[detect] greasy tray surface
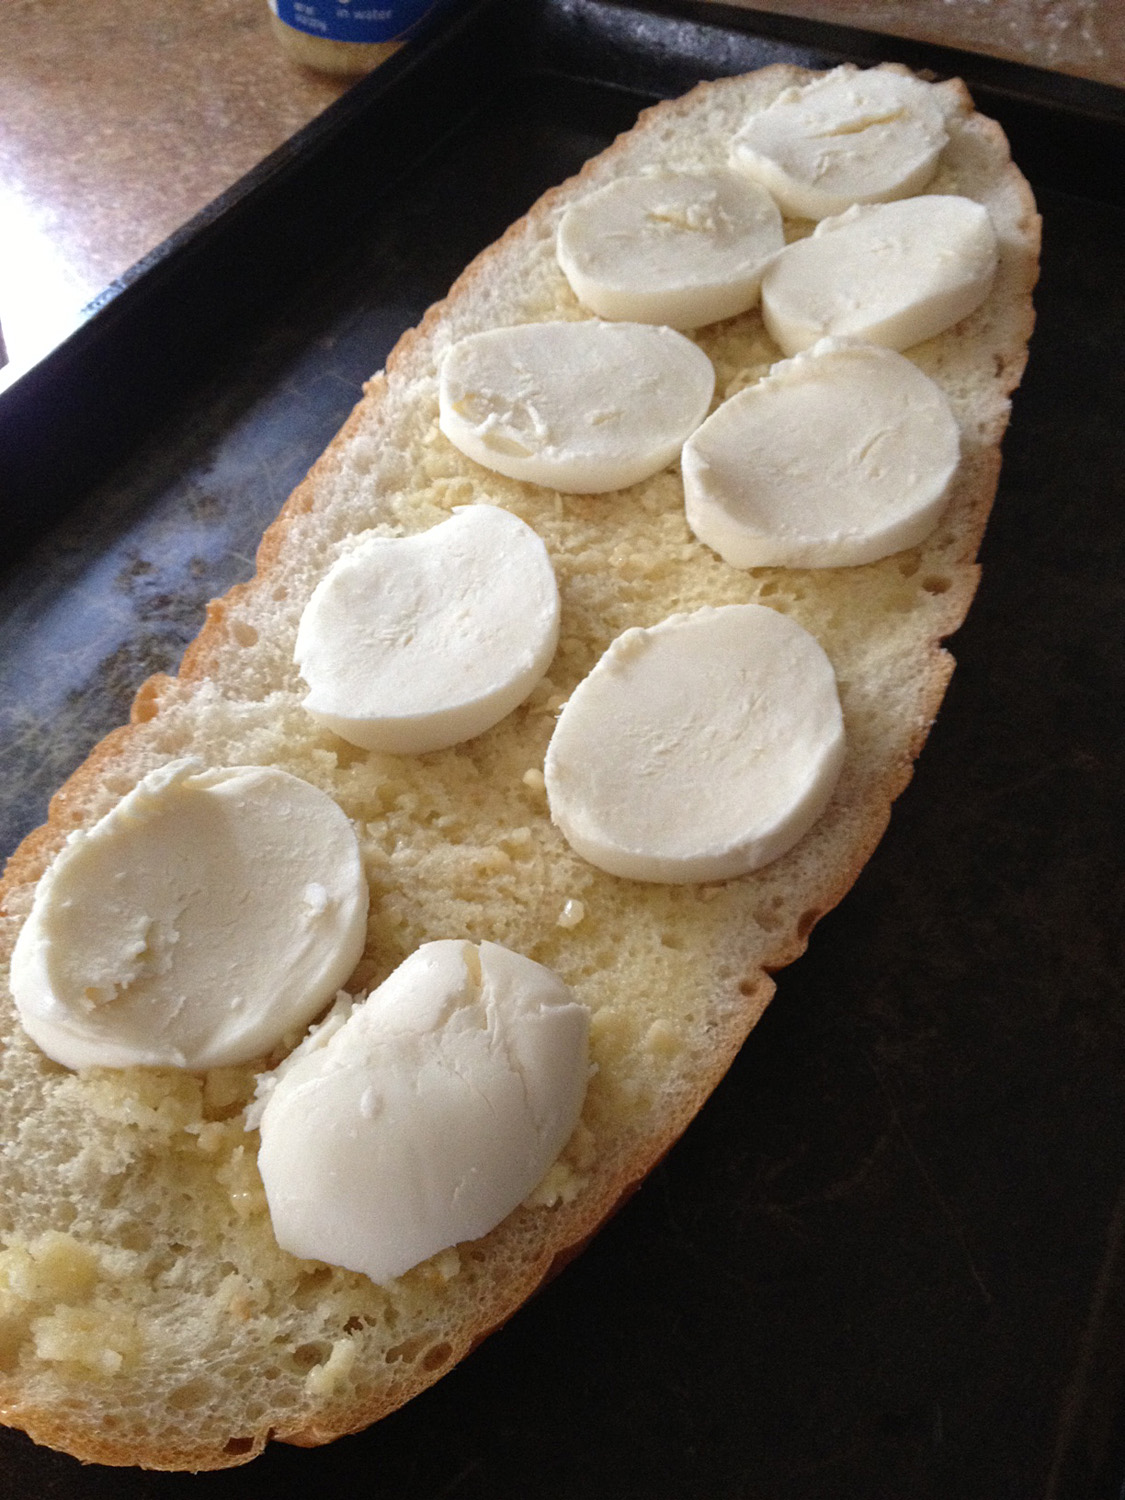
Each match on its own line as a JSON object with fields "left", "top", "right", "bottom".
{"left": 1, "top": 2, "right": 1124, "bottom": 1495}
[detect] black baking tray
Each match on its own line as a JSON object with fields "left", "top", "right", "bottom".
{"left": 1, "top": 3, "right": 1123, "bottom": 1496}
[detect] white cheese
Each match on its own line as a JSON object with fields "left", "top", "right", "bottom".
{"left": 555, "top": 170, "right": 784, "bottom": 328}
{"left": 682, "top": 338, "right": 961, "bottom": 568}
{"left": 438, "top": 320, "right": 715, "bottom": 492}
{"left": 544, "top": 605, "right": 844, "bottom": 883}
{"left": 761, "top": 195, "right": 998, "bottom": 356}
{"left": 730, "top": 65, "right": 951, "bottom": 220}
{"left": 256, "top": 940, "right": 589, "bottom": 1285}
{"left": 295, "top": 505, "right": 560, "bottom": 754}
{"left": 10, "top": 761, "right": 369, "bottom": 1071}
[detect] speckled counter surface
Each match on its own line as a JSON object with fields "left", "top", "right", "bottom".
{"left": 738, "top": 0, "right": 1125, "bottom": 88}
{"left": 0, "top": 0, "right": 349, "bottom": 375}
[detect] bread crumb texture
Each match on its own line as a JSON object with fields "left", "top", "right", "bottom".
{"left": 0, "top": 65, "right": 1038, "bottom": 1468}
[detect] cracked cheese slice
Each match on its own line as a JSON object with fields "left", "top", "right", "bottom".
{"left": 438, "top": 320, "right": 715, "bottom": 492}
{"left": 555, "top": 170, "right": 784, "bottom": 328}
{"left": 256, "top": 940, "right": 589, "bottom": 1285}
{"left": 730, "top": 65, "right": 951, "bottom": 220}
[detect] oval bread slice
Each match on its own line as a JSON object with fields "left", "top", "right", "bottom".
{"left": 0, "top": 62, "right": 1039, "bottom": 1469}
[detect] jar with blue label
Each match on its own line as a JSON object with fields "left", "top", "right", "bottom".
{"left": 269, "top": 0, "right": 448, "bottom": 76}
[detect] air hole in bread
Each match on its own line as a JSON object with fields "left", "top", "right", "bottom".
{"left": 118, "top": 1224, "right": 152, "bottom": 1253}
{"left": 421, "top": 1341, "right": 453, "bottom": 1372}
{"left": 231, "top": 620, "right": 259, "bottom": 648}
{"left": 223, "top": 1435, "right": 255, "bottom": 1456}
{"left": 291, "top": 1342, "right": 329, "bottom": 1371}
{"left": 332, "top": 741, "right": 370, "bottom": 771}
{"left": 385, "top": 1335, "right": 428, "bottom": 1366}
{"left": 293, "top": 1267, "right": 334, "bottom": 1305}
{"left": 922, "top": 574, "right": 952, "bottom": 595}
{"left": 754, "top": 902, "right": 784, "bottom": 932}
{"left": 888, "top": 589, "right": 919, "bottom": 614}
{"left": 169, "top": 1377, "right": 213, "bottom": 1410}
{"left": 796, "top": 908, "right": 820, "bottom": 939}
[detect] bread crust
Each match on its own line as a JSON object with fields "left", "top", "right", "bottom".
{"left": 0, "top": 63, "right": 1039, "bottom": 1469}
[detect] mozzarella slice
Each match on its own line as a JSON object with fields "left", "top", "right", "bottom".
{"left": 544, "top": 605, "right": 844, "bottom": 883}
{"left": 730, "top": 65, "right": 950, "bottom": 220}
{"left": 761, "top": 195, "right": 998, "bottom": 356}
{"left": 555, "top": 170, "right": 784, "bottom": 328}
{"left": 295, "top": 506, "right": 560, "bottom": 755}
{"left": 438, "top": 320, "right": 715, "bottom": 492}
{"left": 682, "top": 339, "right": 961, "bottom": 568}
{"left": 256, "top": 940, "right": 589, "bottom": 1285}
{"left": 10, "top": 761, "right": 369, "bottom": 1071}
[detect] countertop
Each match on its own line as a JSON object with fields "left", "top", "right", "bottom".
{"left": 0, "top": 0, "right": 350, "bottom": 380}
{"left": 1, "top": 0, "right": 1122, "bottom": 383}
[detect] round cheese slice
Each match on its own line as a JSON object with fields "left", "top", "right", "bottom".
{"left": 438, "top": 320, "right": 715, "bottom": 493}
{"left": 10, "top": 761, "right": 369, "bottom": 1071}
{"left": 257, "top": 940, "right": 590, "bottom": 1285}
{"left": 682, "top": 339, "right": 961, "bottom": 568}
{"left": 555, "top": 170, "right": 784, "bottom": 328}
{"left": 544, "top": 605, "right": 845, "bottom": 883}
{"left": 761, "top": 195, "right": 999, "bottom": 356}
{"left": 730, "top": 65, "right": 951, "bottom": 220}
{"left": 295, "top": 505, "right": 560, "bottom": 754}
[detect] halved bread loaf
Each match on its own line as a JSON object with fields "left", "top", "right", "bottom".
{"left": 0, "top": 63, "right": 1039, "bottom": 1469}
